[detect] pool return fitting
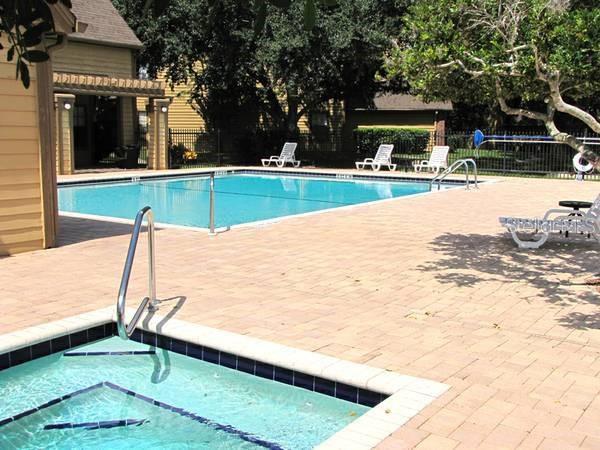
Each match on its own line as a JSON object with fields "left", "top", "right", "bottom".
{"left": 116, "top": 206, "right": 158, "bottom": 340}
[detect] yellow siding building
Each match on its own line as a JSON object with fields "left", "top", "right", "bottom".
{"left": 0, "top": 5, "right": 76, "bottom": 256}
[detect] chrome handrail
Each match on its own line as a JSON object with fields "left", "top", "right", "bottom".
{"left": 116, "top": 206, "right": 157, "bottom": 340}
{"left": 209, "top": 172, "right": 216, "bottom": 235}
{"left": 430, "top": 158, "right": 478, "bottom": 191}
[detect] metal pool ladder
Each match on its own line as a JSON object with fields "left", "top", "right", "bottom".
{"left": 116, "top": 206, "right": 158, "bottom": 340}
{"left": 429, "top": 158, "right": 478, "bottom": 191}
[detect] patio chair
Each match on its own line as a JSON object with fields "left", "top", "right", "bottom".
{"left": 355, "top": 144, "right": 396, "bottom": 171}
{"left": 261, "top": 142, "right": 300, "bottom": 168}
{"left": 412, "top": 146, "right": 450, "bottom": 174}
{"left": 499, "top": 194, "right": 600, "bottom": 249}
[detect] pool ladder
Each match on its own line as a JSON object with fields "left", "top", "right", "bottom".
{"left": 429, "top": 158, "right": 478, "bottom": 191}
{"left": 116, "top": 206, "right": 158, "bottom": 340}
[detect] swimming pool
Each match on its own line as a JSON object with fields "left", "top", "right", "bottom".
{"left": 58, "top": 172, "right": 442, "bottom": 229}
{"left": 0, "top": 334, "right": 369, "bottom": 449}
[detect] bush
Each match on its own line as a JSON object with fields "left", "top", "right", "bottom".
{"left": 354, "top": 127, "right": 431, "bottom": 155}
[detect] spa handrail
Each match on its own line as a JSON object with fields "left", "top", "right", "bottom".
{"left": 116, "top": 206, "right": 157, "bottom": 340}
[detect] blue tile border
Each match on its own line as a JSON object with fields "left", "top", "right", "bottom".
{"left": 0, "top": 323, "right": 386, "bottom": 408}
{"left": 131, "top": 329, "right": 386, "bottom": 408}
{"left": 63, "top": 350, "right": 156, "bottom": 357}
{"left": 0, "top": 323, "right": 115, "bottom": 371}
{"left": 0, "top": 381, "right": 284, "bottom": 450}
{"left": 103, "top": 382, "right": 284, "bottom": 449}
{"left": 44, "top": 418, "right": 148, "bottom": 430}
{"left": 0, "top": 381, "right": 105, "bottom": 428}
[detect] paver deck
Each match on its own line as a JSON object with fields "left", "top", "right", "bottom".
{"left": 2, "top": 170, "right": 599, "bottom": 449}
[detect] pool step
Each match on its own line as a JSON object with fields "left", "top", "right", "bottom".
{"left": 45, "top": 418, "right": 148, "bottom": 430}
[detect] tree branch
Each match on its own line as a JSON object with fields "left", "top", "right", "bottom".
{"left": 546, "top": 72, "right": 600, "bottom": 134}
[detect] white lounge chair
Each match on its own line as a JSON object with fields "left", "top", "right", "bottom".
{"left": 499, "top": 194, "right": 600, "bottom": 249}
{"left": 413, "top": 146, "right": 450, "bottom": 174}
{"left": 355, "top": 144, "right": 396, "bottom": 171}
{"left": 261, "top": 142, "right": 300, "bottom": 168}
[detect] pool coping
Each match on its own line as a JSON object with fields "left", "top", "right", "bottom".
{"left": 57, "top": 168, "right": 481, "bottom": 234}
{"left": 0, "top": 308, "right": 449, "bottom": 449}
{"left": 58, "top": 167, "right": 475, "bottom": 186}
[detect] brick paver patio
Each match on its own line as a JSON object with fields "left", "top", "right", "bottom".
{"left": 1, "top": 171, "right": 599, "bottom": 449}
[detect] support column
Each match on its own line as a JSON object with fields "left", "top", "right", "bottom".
{"left": 54, "top": 93, "right": 75, "bottom": 175}
{"left": 147, "top": 98, "right": 170, "bottom": 170}
{"left": 434, "top": 111, "right": 446, "bottom": 146}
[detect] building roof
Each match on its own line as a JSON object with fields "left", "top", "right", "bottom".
{"left": 359, "top": 94, "right": 453, "bottom": 111}
{"left": 68, "top": 0, "right": 143, "bottom": 49}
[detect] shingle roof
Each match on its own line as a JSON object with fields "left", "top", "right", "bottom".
{"left": 68, "top": 0, "right": 142, "bottom": 49}
{"left": 365, "top": 94, "right": 453, "bottom": 111}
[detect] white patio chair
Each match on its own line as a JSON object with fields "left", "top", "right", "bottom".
{"left": 355, "top": 144, "right": 396, "bottom": 171}
{"left": 499, "top": 194, "right": 600, "bottom": 249}
{"left": 261, "top": 142, "right": 300, "bottom": 168}
{"left": 413, "top": 146, "right": 450, "bottom": 174}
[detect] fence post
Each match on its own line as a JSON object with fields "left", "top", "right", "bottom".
{"left": 502, "top": 131, "right": 507, "bottom": 175}
{"left": 217, "top": 128, "right": 221, "bottom": 166}
{"left": 167, "top": 128, "right": 172, "bottom": 168}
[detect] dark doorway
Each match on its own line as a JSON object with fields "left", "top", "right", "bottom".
{"left": 94, "top": 96, "right": 119, "bottom": 164}
{"left": 73, "top": 95, "right": 120, "bottom": 169}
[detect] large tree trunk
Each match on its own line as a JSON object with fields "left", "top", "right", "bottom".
{"left": 286, "top": 90, "right": 300, "bottom": 136}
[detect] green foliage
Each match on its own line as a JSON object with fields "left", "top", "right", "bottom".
{"left": 354, "top": 127, "right": 431, "bottom": 154}
{"left": 390, "top": 0, "right": 600, "bottom": 108}
{"left": 114, "top": 0, "right": 406, "bottom": 133}
{"left": 0, "top": 0, "right": 70, "bottom": 88}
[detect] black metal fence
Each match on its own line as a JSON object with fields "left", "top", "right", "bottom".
{"left": 381, "top": 130, "right": 600, "bottom": 180}
{"left": 168, "top": 128, "right": 346, "bottom": 168}
{"left": 167, "top": 127, "right": 599, "bottom": 180}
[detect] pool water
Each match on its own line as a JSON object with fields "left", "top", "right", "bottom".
{"left": 59, "top": 173, "right": 432, "bottom": 228}
{"left": 0, "top": 337, "right": 368, "bottom": 449}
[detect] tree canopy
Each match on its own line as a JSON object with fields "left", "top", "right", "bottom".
{"left": 114, "top": 0, "right": 405, "bottom": 133}
{"left": 389, "top": 0, "right": 600, "bottom": 164}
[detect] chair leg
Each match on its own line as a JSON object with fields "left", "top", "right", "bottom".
{"left": 509, "top": 229, "right": 549, "bottom": 249}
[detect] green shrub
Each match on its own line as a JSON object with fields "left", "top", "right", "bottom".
{"left": 354, "top": 127, "right": 431, "bottom": 155}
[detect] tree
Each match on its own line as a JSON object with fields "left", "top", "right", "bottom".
{"left": 255, "top": 0, "right": 398, "bottom": 132}
{"left": 0, "top": 0, "right": 72, "bottom": 88}
{"left": 114, "top": 0, "right": 404, "bottom": 133}
{"left": 389, "top": 0, "right": 600, "bottom": 166}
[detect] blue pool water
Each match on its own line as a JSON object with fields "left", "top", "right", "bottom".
{"left": 59, "top": 173, "right": 432, "bottom": 228}
{"left": 0, "top": 337, "right": 368, "bottom": 449}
